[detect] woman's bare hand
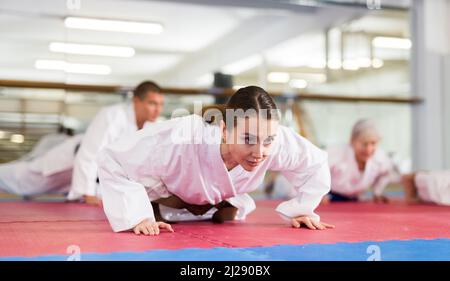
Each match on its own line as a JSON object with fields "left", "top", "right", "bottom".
{"left": 291, "top": 216, "right": 335, "bottom": 230}
{"left": 133, "top": 219, "right": 174, "bottom": 236}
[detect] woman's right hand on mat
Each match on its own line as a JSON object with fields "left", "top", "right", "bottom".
{"left": 133, "top": 219, "right": 174, "bottom": 236}
{"left": 291, "top": 216, "right": 335, "bottom": 230}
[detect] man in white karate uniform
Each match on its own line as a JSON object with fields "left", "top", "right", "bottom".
{"left": 67, "top": 81, "right": 164, "bottom": 204}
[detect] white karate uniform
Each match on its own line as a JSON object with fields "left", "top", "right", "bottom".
{"left": 98, "top": 114, "right": 331, "bottom": 232}
{"left": 20, "top": 133, "right": 69, "bottom": 161}
{"left": 68, "top": 102, "right": 150, "bottom": 200}
{"left": 415, "top": 170, "right": 450, "bottom": 205}
{"left": 0, "top": 135, "right": 83, "bottom": 196}
{"left": 327, "top": 144, "right": 399, "bottom": 198}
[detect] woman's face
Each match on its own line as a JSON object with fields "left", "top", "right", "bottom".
{"left": 223, "top": 116, "right": 279, "bottom": 172}
{"left": 351, "top": 132, "right": 379, "bottom": 164}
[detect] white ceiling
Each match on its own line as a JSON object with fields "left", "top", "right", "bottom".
{"left": 0, "top": 0, "right": 410, "bottom": 87}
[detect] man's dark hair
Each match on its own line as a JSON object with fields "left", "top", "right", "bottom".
{"left": 133, "top": 81, "right": 162, "bottom": 100}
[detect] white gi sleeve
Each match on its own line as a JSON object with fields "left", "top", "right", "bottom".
{"left": 270, "top": 126, "right": 330, "bottom": 223}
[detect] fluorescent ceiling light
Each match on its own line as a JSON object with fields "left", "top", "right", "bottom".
{"left": 327, "top": 59, "right": 342, "bottom": 70}
{"left": 289, "top": 79, "right": 308, "bottom": 89}
{"left": 342, "top": 60, "right": 360, "bottom": 71}
{"left": 292, "top": 73, "right": 327, "bottom": 83}
{"left": 0, "top": 130, "right": 7, "bottom": 139}
{"left": 372, "top": 58, "right": 384, "bottom": 68}
{"left": 222, "top": 55, "right": 262, "bottom": 75}
{"left": 49, "top": 42, "right": 135, "bottom": 57}
{"left": 35, "top": 59, "right": 111, "bottom": 75}
{"left": 267, "top": 72, "right": 290, "bottom": 83}
{"left": 329, "top": 58, "right": 380, "bottom": 70}
{"left": 10, "top": 134, "right": 24, "bottom": 144}
{"left": 372, "top": 37, "right": 412, "bottom": 50}
{"left": 64, "top": 17, "right": 163, "bottom": 34}
{"left": 357, "top": 57, "right": 372, "bottom": 68}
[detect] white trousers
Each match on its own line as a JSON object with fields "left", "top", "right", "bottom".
{"left": 415, "top": 170, "right": 450, "bottom": 205}
{"left": 0, "top": 161, "right": 72, "bottom": 196}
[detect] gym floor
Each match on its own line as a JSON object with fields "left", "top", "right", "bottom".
{"left": 1, "top": 192, "right": 449, "bottom": 261}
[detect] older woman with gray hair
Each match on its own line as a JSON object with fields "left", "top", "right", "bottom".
{"left": 324, "top": 119, "right": 399, "bottom": 203}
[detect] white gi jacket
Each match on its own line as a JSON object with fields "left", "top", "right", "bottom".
{"left": 98, "top": 114, "right": 331, "bottom": 232}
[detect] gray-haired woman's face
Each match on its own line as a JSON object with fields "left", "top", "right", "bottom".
{"left": 351, "top": 132, "right": 379, "bottom": 164}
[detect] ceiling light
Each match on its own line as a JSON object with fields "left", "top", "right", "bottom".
{"left": 372, "top": 37, "right": 412, "bottom": 50}
{"left": 372, "top": 58, "right": 384, "bottom": 68}
{"left": 327, "top": 59, "right": 342, "bottom": 70}
{"left": 289, "top": 79, "right": 308, "bottom": 89}
{"left": 64, "top": 17, "right": 163, "bottom": 34}
{"left": 49, "top": 42, "right": 135, "bottom": 57}
{"left": 267, "top": 72, "right": 290, "bottom": 83}
{"left": 291, "top": 73, "right": 327, "bottom": 83}
{"left": 357, "top": 57, "right": 372, "bottom": 68}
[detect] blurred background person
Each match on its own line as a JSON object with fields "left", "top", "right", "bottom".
{"left": 68, "top": 81, "right": 164, "bottom": 204}
{"left": 0, "top": 134, "right": 83, "bottom": 197}
{"left": 324, "top": 119, "right": 400, "bottom": 203}
{"left": 402, "top": 171, "right": 450, "bottom": 206}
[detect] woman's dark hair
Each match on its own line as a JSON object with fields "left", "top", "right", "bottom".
{"left": 227, "top": 86, "right": 277, "bottom": 113}
{"left": 133, "top": 80, "right": 162, "bottom": 100}
{"left": 225, "top": 86, "right": 279, "bottom": 125}
{"left": 201, "top": 86, "right": 279, "bottom": 126}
